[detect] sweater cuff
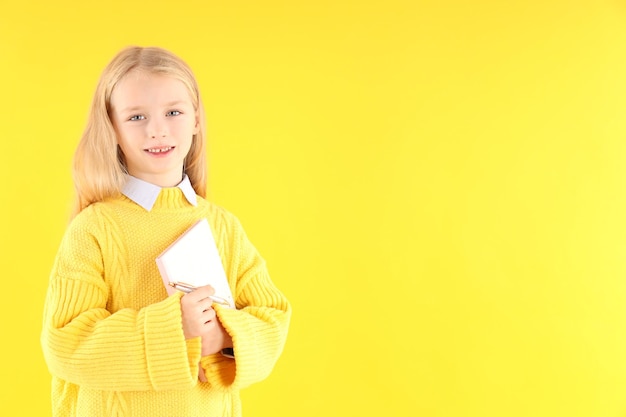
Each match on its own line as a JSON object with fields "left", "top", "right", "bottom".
{"left": 200, "top": 352, "right": 236, "bottom": 389}
{"left": 143, "top": 293, "right": 198, "bottom": 390}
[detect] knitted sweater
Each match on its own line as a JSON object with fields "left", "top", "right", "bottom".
{"left": 41, "top": 188, "right": 291, "bottom": 417}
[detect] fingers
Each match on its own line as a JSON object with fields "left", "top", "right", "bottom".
{"left": 180, "top": 288, "right": 216, "bottom": 323}
{"left": 179, "top": 285, "right": 219, "bottom": 340}
{"left": 182, "top": 299, "right": 215, "bottom": 320}
{"left": 181, "top": 285, "right": 216, "bottom": 303}
{"left": 201, "top": 307, "right": 216, "bottom": 323}
{"left": 181, "top": 302, "right": 216, "bottom": 338}
{"left": 180, "top": 286, "right": 216, "bottom": 310}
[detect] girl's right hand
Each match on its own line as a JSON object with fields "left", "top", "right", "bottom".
{"left": 180, "top": 285, "right": 217, "bottom": 340}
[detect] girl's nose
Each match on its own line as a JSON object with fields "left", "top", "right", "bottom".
{"left": 148, "top": 119, "right": 168, "bottom": 138}
{"left": 150, "top": 131, "right": 167, "bottom": 139}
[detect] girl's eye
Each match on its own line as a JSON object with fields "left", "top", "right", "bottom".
{"left": 129, "top": 115, "right": 145, "bottom": 121}
{"left": 167, "top": 110, "right": 181, "bottom": 117}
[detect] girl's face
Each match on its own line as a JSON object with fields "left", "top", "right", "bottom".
{"left": 110, "top": 70, "right": 199, "bottom": 187}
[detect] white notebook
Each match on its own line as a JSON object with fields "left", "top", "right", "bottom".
{"left": 156, "top": 219, "right": 235, "bottom": 309}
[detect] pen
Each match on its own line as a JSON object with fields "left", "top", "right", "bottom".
{"left": 169, "top": 282, "right": 231, "bottom": 306}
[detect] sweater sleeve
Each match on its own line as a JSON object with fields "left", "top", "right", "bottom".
{"left": 200, "top": 212, "right": 291, "bottom": 390}
{"left": 40, "top": 210, "right": 202, "bottom": 391}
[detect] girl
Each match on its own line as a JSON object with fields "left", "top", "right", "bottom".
{"left": 41, "top": 46, "right": 291, "bottom": 417}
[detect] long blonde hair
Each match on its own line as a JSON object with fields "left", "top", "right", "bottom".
{"left": 72, "top": 46, "right": 207, "bottom": 217}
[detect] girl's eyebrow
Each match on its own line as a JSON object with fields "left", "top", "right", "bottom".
{"left": 165, "top": 100, "right": 187, "bottom": 107}
{"left": 118, "top": 105, "right": 143, "bottom": 114}
{"left": 118, "top": 100, "right": 188, "bottom": 114}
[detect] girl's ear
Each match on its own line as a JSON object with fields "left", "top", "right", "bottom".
{"left": 193, "top": 111, "right": 200, "bottom": 135}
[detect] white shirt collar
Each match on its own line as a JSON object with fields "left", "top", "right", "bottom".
{"left": 121, "top": 175, "right": 198, "bottom": 211}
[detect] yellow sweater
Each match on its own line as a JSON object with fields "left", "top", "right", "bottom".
{"left": 41, "top": 188, "right": 291, "bottom": 417}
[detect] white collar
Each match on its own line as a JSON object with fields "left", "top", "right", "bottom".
{"left": 121, "top": 175, "right": 197, "bottom": 211}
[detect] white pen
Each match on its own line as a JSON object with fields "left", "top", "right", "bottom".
{"left": 169, "top": 281, "right": 231, "bottom": 306}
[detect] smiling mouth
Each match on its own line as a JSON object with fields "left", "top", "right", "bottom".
{"left": 145, "top": 146, "right": 175, "bottom": 153}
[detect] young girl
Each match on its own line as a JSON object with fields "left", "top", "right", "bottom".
{"left": 41, "top": 46, "right": 291, "bottom": 417}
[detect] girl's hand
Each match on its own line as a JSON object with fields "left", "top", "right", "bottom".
{"left": 180, "top": 285, "right": 233, "bottom": 356}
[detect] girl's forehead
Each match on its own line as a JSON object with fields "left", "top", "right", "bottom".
{"left": 111, "top": 70, "right": 193, "bottom": 104}
{"left": 117, "top": 69, "right": 177, "bottom": 87}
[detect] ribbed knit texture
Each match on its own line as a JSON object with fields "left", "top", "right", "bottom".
{"left": 41, "top": 188, "right": 291, "bottom": 417}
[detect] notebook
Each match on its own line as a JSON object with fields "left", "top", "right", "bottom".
{"left": 156, "top": 218, "right": 235, "bottom": 309}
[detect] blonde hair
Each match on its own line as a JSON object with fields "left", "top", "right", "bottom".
{"left": 72, "top": 46, "right": 207, "bottom": 217}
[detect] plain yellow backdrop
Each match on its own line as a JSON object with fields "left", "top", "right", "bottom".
{"left": 3, "top": 0, "right": 626, "bottom": 416}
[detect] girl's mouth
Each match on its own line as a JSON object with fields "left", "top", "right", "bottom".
{"left": 145, "top": 146, "right": 174, "bottom": 153}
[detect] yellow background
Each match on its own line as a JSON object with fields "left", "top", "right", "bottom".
{"left": 2, "top": 1, "right": 626, "bottom": 416}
